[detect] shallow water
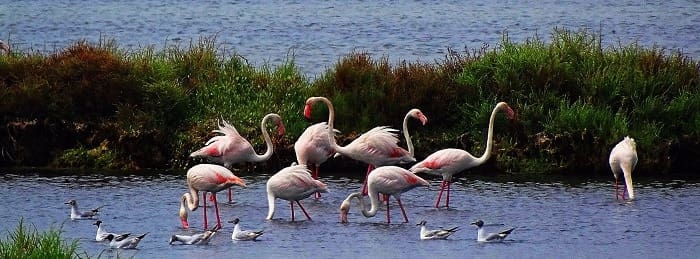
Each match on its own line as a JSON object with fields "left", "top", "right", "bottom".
{"left": 2, "top": 0, "right": 699, "bottom": 76}
{"left": 1, "top": 169, "right": 699, "bottom": 258}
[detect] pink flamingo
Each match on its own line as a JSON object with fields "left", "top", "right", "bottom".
{"left": 179, "top": 164, "right": 247, "bottom": 229}
{"left": 410, "top": 102, "right": 515, "bottom": 208}
{"left": 0, "top": 40, "right": 9, "bottom": 54}
{"left": 609, "top": 136, "right": 637, "bottom": 200}
{"left": 304, "top": 97, "right": 427, "bottom": 196}
{"left": 190, "top": 113, "right": 285, "bottom": 203}
{"left": 294, "top": 122, "right": 339, "bottom": 198}
{"left": 266, "top": 163, "right": 328, "bottom": 221}
{"left": 339, "top": 166, "right": 429, "bottom": 224}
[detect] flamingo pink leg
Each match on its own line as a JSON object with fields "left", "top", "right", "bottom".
{"left": 228, "top": 188, "right": 233, "bottom": 203}
{"left": 445, "top": 180, "right": 451, "bottom": 208}
{"left": 361, "top": 164, "right": 376, "bottom": 196}
{"left": 290, "top": 201, "right": 296, "bottom": 221}
{"left": 396, "top": 198, "right": 409, "bottom": 223}
{"left": 211, "top": 193, "right": 222, "bottom": 228}
{"left": 435, "top": 180, "right": 446, "bottom": 208}
{"left": 385, "top": 194, "right": 390, "bottom": 224}
{"left": 313, "top": 165, "right": 322, "bottom": 199}
{"left": 202, "top": 192, "right": 208, "bottom": 229}
{"left": 614, "top": 178, "right": 620, "bottom": 200}
{"left": 296, "top": 201, "right": 312, "bottom": 220}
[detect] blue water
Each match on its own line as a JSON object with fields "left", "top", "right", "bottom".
{"left": 0, "top": 170, "right": 699, "bottom": 258}
{"left": 2, "top": 0, "right": 699, "bottom": 76}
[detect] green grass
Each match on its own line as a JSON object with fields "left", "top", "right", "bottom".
{"left": 0, "top": 219, "right": 80, "bottom": 259}
{"left": 1, "top": 28, "right": 698, "bottom": 175}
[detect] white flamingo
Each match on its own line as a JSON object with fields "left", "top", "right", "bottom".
{"left": 339, "top": 166, "right": 429, "bottom": 224}
{"left": 609, "top": 136, "right": 638, "bottom": 200}
{"left": 304, "top": 97, "right": 426, "bottom": 196}
{"left": 266, "top": 164, "right": 328, "bottom": 221}
{"left": 410, "top": 102, "right": 515, "bottom": 208}
{"left": 190, "top": 113, "right": 285, "bottom": 203}
{"left": 179, "top": 164, "right": 247, "bottom": 229}
{"left": 294, "top": 122, "right": 339, "bottom": 198}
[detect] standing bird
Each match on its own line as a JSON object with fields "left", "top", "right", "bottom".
{"left": 266, "top": 164, "right": 328, "bottom": 221}
{"left": 65, "top": 199, "right": 103, "bottom": 220}
{"left": 304, "top": 97, "right": 427, "bottom": 196}
{"left": 229, "top": 218, "right": 264, "bottom": 241}
{"left": 416, "top": 220, "right": 459, "bottom": 240}
{"left": 339, "top": 166, "right": 430, "bottom": 224}
{"left": 169, "top": 225, "right": 221, "bottom": 245}
{"left": 190, "top": 113, "right": 285, "bottom": 203}
{"left": 179, "top": 164, "right": 247, "bottom": 229}
{"left": 105, "top": 232, "right": 149, "bottom": 249}
{"left": 410, "top": 102, "right": 515, "bottom": 208}
{"left": 609, "top": 136, "right": 638, "bottom": 200}
{"left": 93, "top": 220, "right": 129, "bottom": 242}
{"left": 470, "top": 219, "right": 515, "bottom": 242}
{"left": 294, "top": 122, "right": 339, "bottom": 199}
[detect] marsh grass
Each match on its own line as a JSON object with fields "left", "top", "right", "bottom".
{"left": 0, "top": 28, "right": 698, "bottom": 174}
{"left": 0, "top": 219, "right": 80, "bottom": 259}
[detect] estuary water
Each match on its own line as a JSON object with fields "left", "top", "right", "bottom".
{"left": 0, "top": 170, "right": 699, "bottom": 258}
{"left": 1, "top": 0, "right": 699, "bottom": 76}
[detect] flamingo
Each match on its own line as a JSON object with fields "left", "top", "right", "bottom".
{"left": 609, "top": 136, "right": 637, "bottom": 200}
{"left": 294, "top": 122, "right": 339, "bottom": 198}
{"left": 304, "top": 97, "right": 427, "bottom": 196}
{"left": 339, "top": 166, "right": 430, "bottom": 224}
{"left": 470, "top": 219, "right": 515, "bottom": 242}
{"left": 190, "top": 113, "right": 285, "bottom": 203}
{"left": 409, "top": 102, "right": 515, "bottom": 208}
{"left": 179, "top": 164, "right": 247, "bottom": 229}
{"left": 266, "top": 164, "right": 328, "bottom": 221}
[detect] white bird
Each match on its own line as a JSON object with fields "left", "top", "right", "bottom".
{"left": 609, "top": 136, "right": 638, "bottom": 200}
{"left": 65, "top": 199, "right": 103, "bottom": 220}
{"left": 470, "top": 220, "right": 515, "bottom": 242}
{"left": 93, "top": 220, "right": 129, "bottom": 242}
{"left": 266, "top": 164, "right": 328, "bottom": 221}
{"left": 229, "top": 218, "right": 264, "bottom": 241}
{"left": 105, "top": 232, "right": 149, "bottom": 249}
{"left": 416, "top": 220, "right": 459, "bottom": 240}
{"left": 169, "top": 225, "right": 221, "bottom": 245}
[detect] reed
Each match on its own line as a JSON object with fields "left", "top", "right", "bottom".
{"left": 0, "top": 219, "right": 80, "bottom": 259}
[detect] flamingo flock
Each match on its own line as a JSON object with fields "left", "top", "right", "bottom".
{"left": 64, "top": 96, "right": 636, "bottom": 250}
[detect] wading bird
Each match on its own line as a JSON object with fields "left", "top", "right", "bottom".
{"left": 266, "top": 164, "right": 328, "bottom": 221}
{"left": 609, "top": 136, "right": 638, "bottom": 200}
{"left": 190, "top": 114, "right": 285, "bottom": 203}
{"left": 65, "top": 199, "right": 102, "bottom": 220}
{"left": 304, "top": 97, "right": 426, "bottom": 196}
{"left": 294, "top": 122, "right": 339, "bottom": 199}
{"left": 179, "top": 164, "right": 247, "bottom": 229}
{"left": 339, "top": 166, "right": 429, "bottom": 224}
{"left": 470, "top": 219, "right": 515, "bottom": 242}
{"left": 410, "top": 102, "right": 515, "bottom": 208}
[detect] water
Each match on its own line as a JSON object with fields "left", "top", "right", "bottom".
{"left": 2, "top": 0, "right": 699, "bottom": 76}
{"left": 0, "top": 170, "right": 699, "bottom": 258}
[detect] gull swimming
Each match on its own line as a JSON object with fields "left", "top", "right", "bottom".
{"left": 416, "top": 220, "right": 459, "bottom": 240}
{"left": 169, "top": 225, "right": 221, "bottom": 245}
{"left": 470, "top": 220, "right": 515, "bottom": 242}
{"left": 65, "top": 199, "right": 103, "bottom": 220}
{"left": 105, "top": 232, "right": 149, "bottom": 249}
{"left": 93, "top": 220, "right": 129, "bottom": 242}
{"left": 230, "top": 218, "right": 264, "bottom": 241}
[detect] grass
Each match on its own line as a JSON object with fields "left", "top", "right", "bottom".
{"left": 0, "top": 28, "right": 698, "bottom": 175}
{"left": 0, "top": 219, "right": 80, "bottom": 259}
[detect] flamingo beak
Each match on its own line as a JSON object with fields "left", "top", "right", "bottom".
{"left": 180, "top": 217, "right": 189, "bottom": 229}
{"left": 420, "top": 115, "right": 428, "bottom": 126}
{"left": 339, "top": 200, "right": 350, "bottom": 223}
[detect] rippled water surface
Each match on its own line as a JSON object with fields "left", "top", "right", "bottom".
{"left": 2, "top": 0, "right": 699, "bottom": 76}
{"left": 1, "top": 170, "right": 699, "bottom": 258}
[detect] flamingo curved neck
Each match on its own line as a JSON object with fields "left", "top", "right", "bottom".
{"left": 251, "top": 114, "right": 276, "bottom": 162}
{"left": 403, "top": 112, "right": 415, "bottom": 157}
{"left": 266, "top": 190, "right": 276, "bottom": 220}
{"left": 475, "top": 104, "right": 504, "bottom": 165}
{"left": 180, "top": 187, "right": 199, "bottom": 217}
{"left": 317, "top": 97, "right": 346, "bottom": 155}
{"left": 348, "top": 191, "right": 380, "bottom": 218}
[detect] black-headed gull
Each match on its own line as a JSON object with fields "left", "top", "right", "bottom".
{"left": 105, "top": 232, "right": 149, "bottom": 249}
{"left": 229, "top": 218, "right": 264, "bottom": 241}
{"left": 169, "top": 225, "right": 221, "bottom": 245}
{"left": 416, "top": 220, "right": 459, "bottom": 240}
{"left": 65, "top": 199, "right": 102, "bottom": 220}
{"left": 93, "top": 220, "right": 129, "bottom": 242}
{"left": 470, "top": 220, "right": 515, "bottom": 242}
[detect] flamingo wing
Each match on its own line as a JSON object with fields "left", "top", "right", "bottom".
{"left": 369, "top": 166, "right": 429, "bottom": 195}
{"left": 187, "top": 164, "right": 244, "bottom": 192}
{"left": 295, "top": 123, "right": 338, "bottom": 165}
{"left": 268, "top": 165, "right": 328, "bottom": 200}
{"left": 410, "top": 148, "right": 475, "bottom": 176}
